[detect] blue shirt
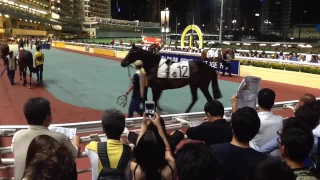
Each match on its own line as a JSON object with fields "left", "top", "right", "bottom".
{"left": 259, "top": 134, "right": 318, "bottom": 168}
{"left": 132, "top": 73, "right": 141, "bottom": 100}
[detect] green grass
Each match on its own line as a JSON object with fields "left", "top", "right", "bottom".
{"left": 80, "top": 38, "right": 142, "bottom": 44}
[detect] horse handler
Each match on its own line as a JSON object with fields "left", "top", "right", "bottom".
{"left": 124, "top": 60, "right": 148, "bottom": 118}
{"left": 222, "top": 50, "right": 233, "bottom": 77}
{"left": 4, "top": 51, "right": 17, "bottom": 85}
{"left": 34, "top": 46, "right": 44, "bottom": 82}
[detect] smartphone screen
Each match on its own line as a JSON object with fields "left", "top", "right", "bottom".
{"left": 145, "top": 101, "right": 155, "bottom": 117}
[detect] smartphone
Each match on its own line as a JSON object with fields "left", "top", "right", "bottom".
{"left": 145, "top": 101, "right": 155, "bottom": 118}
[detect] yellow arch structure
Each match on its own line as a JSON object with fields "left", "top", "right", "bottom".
{"left": 180, "top": 24, "right": 203, "bottom": 49}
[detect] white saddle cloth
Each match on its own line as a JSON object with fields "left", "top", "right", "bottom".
{"left": 157, "top": 59, "right": 190, "bottom": 79}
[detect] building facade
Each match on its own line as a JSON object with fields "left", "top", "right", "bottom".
{"left": 292, "top": 24, "right": 320, "bottom": 40}
{"left": 144, "top": 0, "right": 160, "bottom": 22}
{"left": 0, "top": 0, "right": 53, "bottom": 38}
{"left": 83, "top": 0, "right": 111, "bottom": 18}
{"left": 260, "top": 0, "right": 292, "bottom": 37}
{"left": 209, "top": 0, "right": 241, "bottom": 33}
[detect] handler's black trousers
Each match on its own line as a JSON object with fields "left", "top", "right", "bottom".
{"left": 222, "top": 60, "right": 232, "bottom": 76}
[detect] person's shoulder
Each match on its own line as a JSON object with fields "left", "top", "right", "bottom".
{"left": 210, "top": 143, "right": 231, "bottom": 152}
{"left": 85, "top": 141, "right": 99, "bottom": 152}
{"left": 12, "top": 129, "right": 29, "bottom": 143}
{"left": 250, "top": 148, "right": 268, "bottom": 159}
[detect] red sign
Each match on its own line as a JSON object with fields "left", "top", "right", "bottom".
{"left": 142, "top": 37, "right": 162, "bottom": 44}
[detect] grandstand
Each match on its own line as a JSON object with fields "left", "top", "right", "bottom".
{"left": 82, "top": 17, "right": 161, "bottom": 38}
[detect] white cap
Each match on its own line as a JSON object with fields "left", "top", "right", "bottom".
{"left": 134, "top": 60, "right": 143, "bottom": 66}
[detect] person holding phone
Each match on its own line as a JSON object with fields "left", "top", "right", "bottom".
{"left": 130, "top": 112, "right": 176, "bottom": 180}
{"left": 125, "top": 60, "right": 146, "bottom": 118}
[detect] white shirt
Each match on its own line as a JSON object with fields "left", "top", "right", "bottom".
{"left": 249, "top": 111, "right": 283, "bottom": 150}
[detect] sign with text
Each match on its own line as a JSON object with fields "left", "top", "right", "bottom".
{"left": 160, "top": 53, "right": 240, "bottom": 75}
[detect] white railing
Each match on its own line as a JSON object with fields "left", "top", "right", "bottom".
{"left": 0, "top": 98, "right": 319, "bottom": 179}
{"left": 235, "top": 56, "right": 320, "bottom": 67}
{"left": 56, "top": 41, "right": 320, "bottom": 56}
{"left": 54, "top": 41, "right": 320, "bottom": 68}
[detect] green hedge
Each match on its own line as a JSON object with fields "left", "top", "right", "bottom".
{"left": 239, "top": 60, "right": 320, "bottom": 75}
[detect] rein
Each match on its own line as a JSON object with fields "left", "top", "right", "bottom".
{"left": 117, "top": 65, "right": 132, "bottom": 107}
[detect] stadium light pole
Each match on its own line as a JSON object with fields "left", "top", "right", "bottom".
{"left": 219, "top": 0, "right": 224, "bottom": 44}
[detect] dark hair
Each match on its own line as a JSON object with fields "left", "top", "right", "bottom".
{"left": 101, "top": 109, "right": 125, "bottom": 139}
{"left": 300, "top": 93, "right": 317, "bottom": 106}
{"left": 133, "top": 124, "right": 167, "bottom": 180}
{"left": 176, "top": 142, "right": 220, "bottom": 180}
{"left": 281, "top": 120, "right": 314, "bottom": 162}
{"left": 36, "top": 46, "right": 41, "bottom": 51}
{"left": 23, "top": 97, "right": 51, "bottom": 125}
{"left": 231, "top": 107, "right": 260, "bottom": 143}
{"left": 24, "top": 135, "right": 77, "bottom": 180}
{"left": 204, "top": 100, "right": 224, "bottom": 117}
{"left": 258, "top": 88, "right": 276, "bottom": 110}
{"left": 294, "top": 105, "right": 319, "bottom": 130}
{"left": 253, "top": 157, "right": 295, "bottom": 180}
{"left": 9, "top": 51, "right": 13, "bottom": 58}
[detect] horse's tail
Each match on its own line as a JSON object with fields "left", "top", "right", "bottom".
{"left": 211, "top": 68, "right": 222, "bottom": 99}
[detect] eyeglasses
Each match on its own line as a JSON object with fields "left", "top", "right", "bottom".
{"left": 277, "top": 130, "right": 282, "bottom": 143}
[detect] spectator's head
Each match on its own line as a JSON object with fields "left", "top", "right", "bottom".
{"left": 36, "top": 46, "right": 41, "bottom": 51}
{"left": 253, "top": 157, "right": 295, "bottom": 180}
{"left": 279, "top": 118, "right": 314, "bottom": 163}
{"left": 133, "top": 124, "right": 166, "bottom": 179}
{"left": 231, "top": 107, "right": 260, "bottom": 143}
{"left": 296, "top": 93, "right": 316, "bottom": 110}
{"left": 24, "top": 135, "right": 77, "bottom": 180}
{"left": 294, "top": 105, "right": 319, "bottom": 130}
{"left": 258, "top": 88, "right": 276, "bottom": 111}
{"left": 23, "top": 97, "right": 52, "bottom": 126}
{"left": 204, "top": 100, "right": 224, "bottom": 121}
{"left": 101, "top": 109, "right": 125, "bottom": 140}
{"left": 176, "top": 142, "right": 220, "bottom": 180}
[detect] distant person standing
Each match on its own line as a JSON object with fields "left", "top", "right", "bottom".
{"left": 222, "top": 50, "right": 232, "bottom": 77}
{"left": 34, "top": 46, "right": 44, "bottom": 82}
{"left": 4, "top": 51, "right": 17, "bottom": 85}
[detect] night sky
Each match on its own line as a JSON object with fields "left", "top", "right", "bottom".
{"left": 111, "top": 0, "right": 320, "bottom": 26}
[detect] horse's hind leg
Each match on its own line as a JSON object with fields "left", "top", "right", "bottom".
{"left": 19, "top": 67, "right": 23, "bottom": 84}
{"left": 152, "top": 88, "right": 164, "bottom": 112}
{"left": 28, "top": 68, "right": 32, "bottom": 89}
{"left": 200, "top": 83, "right": 213, "bottom": 102}
{"left": 185, "top": 85, "right": 198, "bottom": 113}
{"left": 23, "top": 67, "right": 27, "bottom": 86}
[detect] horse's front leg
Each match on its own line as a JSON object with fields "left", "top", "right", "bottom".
{"left": 23, "top": 67, "right": 27, "bottom": 86}
{"left": 19, "top": 67, "right": 23, "bottom": 84}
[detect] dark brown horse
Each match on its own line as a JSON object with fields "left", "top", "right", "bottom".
{"left": 121, "top": 46, "right": 222, "bottom": 113}
{"left": 18, "top": 49, "right": 36, "bottom": 88}
{"left": 0, "top": 43, "right": 9, "bottom": 61}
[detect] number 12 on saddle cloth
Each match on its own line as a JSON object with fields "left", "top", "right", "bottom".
{"left": 157, "top": 59, "right": 190, "bottom": 79}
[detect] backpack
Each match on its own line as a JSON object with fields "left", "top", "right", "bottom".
{"left": 310, "top": 137, "right": 320, "bottom": 177}
{"left": 97, "top": 142, "right": 131, "bottom": 180}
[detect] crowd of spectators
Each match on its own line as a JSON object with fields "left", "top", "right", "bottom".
{"left": 237, "top": 50, "right": 320, "bottom": 63}
{"left": 62, "top": 40, "right": 320, "bottom": 63}
{"left": 7, "top": 88, "right": 320, "bottom": 180}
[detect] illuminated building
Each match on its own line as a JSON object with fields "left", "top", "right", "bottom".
{"left": 260, "top": 0, "right": 292, "bottom": 37}
{"left": 83, "top": 0, "right": 111, "bottom": 18}
{"left": 144, "top": 0, "right": 160, "bottom": 22}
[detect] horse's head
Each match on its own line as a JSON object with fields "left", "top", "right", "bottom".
{"left": 121, "top": 45, "right": 145, "bottom": 67}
